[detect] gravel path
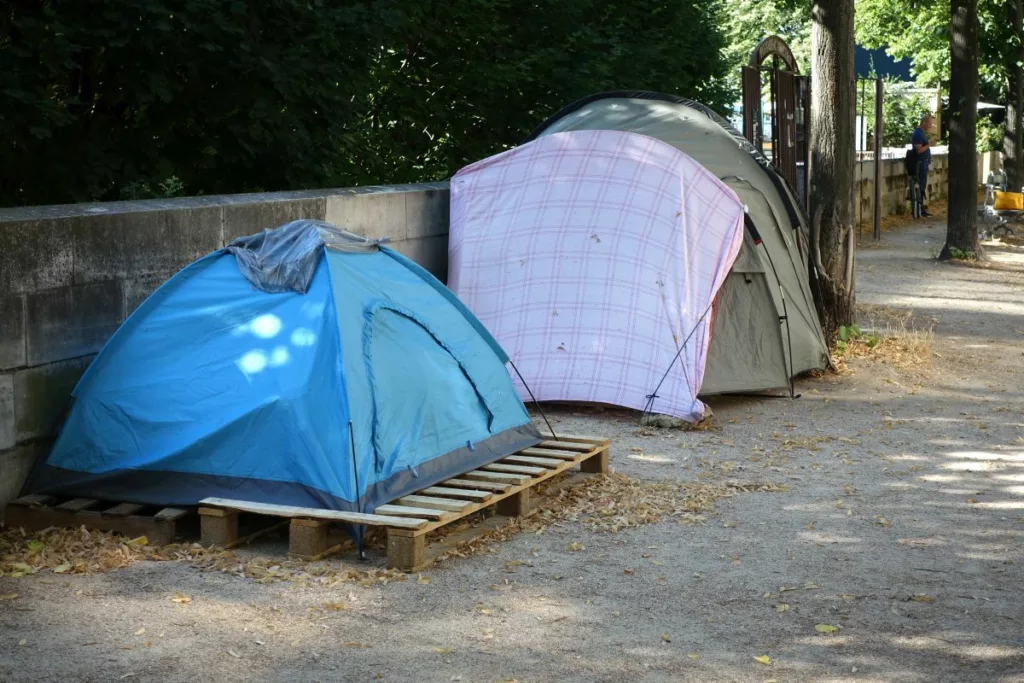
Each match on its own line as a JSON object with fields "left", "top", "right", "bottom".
{"left": 2, "top": 221, "right": 1023, "bottom": 683}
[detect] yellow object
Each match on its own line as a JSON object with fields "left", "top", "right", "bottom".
{"left": 994, "top": 190, "right": 1024, "bottom": 211}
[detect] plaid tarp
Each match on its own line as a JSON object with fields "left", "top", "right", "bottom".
{"left": 449, "top": 130, "right": 744, "bottom": 422}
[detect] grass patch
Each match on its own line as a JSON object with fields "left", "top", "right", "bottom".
{"left": 832, "top": 306, "right": 934, "bottom": 370}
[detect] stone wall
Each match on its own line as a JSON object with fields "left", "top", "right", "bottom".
{"left": 854, "top": 152, "right": 950, "bottom": 224}
{"left": 0, "top": 183, "right": 449, "bottom": 510}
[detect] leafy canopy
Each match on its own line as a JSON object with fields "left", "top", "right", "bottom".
{"left": 1, "top": 0, "right": 731, "bottom": 207}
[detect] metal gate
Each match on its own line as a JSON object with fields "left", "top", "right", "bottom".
{"left": 741, "top": 36, "right": 809, "bottom": 209}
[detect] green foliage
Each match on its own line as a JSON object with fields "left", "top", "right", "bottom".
{"left": 1, "top": 0, "right": 732, "bottom": 207}
{"left": 721, "top": 0, "right": 811, "bottom": 99}
{"left": 947, "top": 246, "right": 978, "bottom": 259}
{"left": 977, "top": 114, "right": 1005, "bottom": 151}
{"left": 857, "top": 0, "right": 1018, "bottom": 102}
{"left": 856, "top": 0, "right": 950, "bottom": 87}
{"left": 862, "top": 78, "right": 933, "bottom": 147}
{"left": 838, "top": 324, "right": 881, "bottom": 348}
{"left": 1, "top": 0, "right": 379, "bottom": 207}
{"left": 345, "top": 0, "right": 733, "bottom": 186}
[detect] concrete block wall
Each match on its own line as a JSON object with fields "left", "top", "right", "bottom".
{"left": 0, "top": 182, "right": 449, "bottom": 510}
{"left": 854, "top": 153, "right": 950, "bottom": 223}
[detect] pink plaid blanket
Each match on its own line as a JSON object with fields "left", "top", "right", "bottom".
{"left": 449, "top": 130, "right": 744, "bottom": 422}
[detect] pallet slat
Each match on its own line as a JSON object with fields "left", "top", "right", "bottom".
{"left": 11, "top": 494, "right": 55, "bottom": 507}
{"left": 198, "top": 497, "right": 427, "bottom": 530}
{"left": 419, "top": 486, "right": 493, "bottom": 501}
{"left": 540, "top": 435, "right": 611, "bottom": 447}
{"left": 440, "top": 478, "right": 511, "bottom": 492}
{"left": 503, "top": 454, "right": 563, "bottom": 469}
{"left": 56, "top": 498, "right": 98, "bottom": 512}
{"left": 463, "top": 470, "right": 532, "bottom": 486}
{"left": 539, "top": 440, "right": 594, "bottom": 453}
{"left": 484, "top": 462, "right": 546, "bottom": 476}
{"left": 154, "top": 507, "right": 189, "bottom": 521}
{"left": 519, "top": 447, "right": 580, "bottom": 460}
{"left": 103, "top": 503, "right": 145, "bottom": 517}
{"left": 396, "top": 495, "right": 471, "bottom": 513}
{"left": 375, "top": 504, "right": 447, "bottom": 520}
{"left": 4, "top": 498, "right": 186, "bottom": 545}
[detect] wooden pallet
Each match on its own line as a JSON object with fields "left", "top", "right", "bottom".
{"left": 198, "top": 435, "right": 610, "bottom": 569}
{"left": 3, "top": 495, "right": 192, "bottom": 546}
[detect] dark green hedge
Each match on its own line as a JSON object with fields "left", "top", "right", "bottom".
{"left": 1, "top": 0, "right": 730, "bottom": 207}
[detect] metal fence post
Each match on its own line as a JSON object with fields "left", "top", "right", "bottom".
{"left": 873, "top": 77, "right": 884, "bottom": 241}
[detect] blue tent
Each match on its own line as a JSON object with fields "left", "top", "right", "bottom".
{"left": 27, "top": 221, "right": 541, "bottom": 515}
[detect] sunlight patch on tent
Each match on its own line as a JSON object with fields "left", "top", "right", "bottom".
{"left": 269, "top": 346, "right": 290, "bottom": 367}
{"left": 237, "top": 350, "right": 268, "bottom": 375}
{"left": 290, "top": 328, "right": 316, "bottom": 346}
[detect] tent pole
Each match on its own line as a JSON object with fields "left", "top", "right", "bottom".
{"left": 349, "top": 420, "right": 366, "bottom": 560}
{"left": 641, "top": 300, "right": 715, "bottom": 424}
{"left": 746, "top": 215, "right": 799, "bottom": 399}
{"left": 760, "top": 245, "right": 800, "bottom": 399}
{"left": 510, "top": 361, "right": 557, "bottom": 440}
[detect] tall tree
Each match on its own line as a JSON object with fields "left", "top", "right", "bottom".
{"left": 1005, "top": 0, "right": 1024, "bottom": 189}
{"left": 809, "top": 0, "right": 856, "bottom": 340}
{"left": 941, "top": 0, "right": 981, "bottom": 259}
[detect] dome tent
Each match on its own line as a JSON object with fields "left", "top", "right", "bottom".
{"left": 449, "top": 129, "right": 746, "bottom": 423}
{"left": 448, "top": 93, "right": 829, "bottom": 421}
{"left": 26, "top": 221, "right": 541, "bottom": 516}
{"left": 520, "top": 91, "right": 829, "bottom": 396}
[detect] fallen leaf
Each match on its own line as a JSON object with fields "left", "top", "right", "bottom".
{"left": 753, "top": 654, "right": 772, "bottom": 665}
{"left": 0, "top": 593, "right": 18, "bottom": 601}
{"left": 875, "top": 516, "right": 892, "bottom": 528}
{"left": 169, "top": 592, "right": 192, "bottom": 605}
{"left": 623, "top": 569, "right": 635, "bottom": 575}
{"left": 134, "top": 628, "right": 146, "bottom": 636}
{"left": 18, "top": 639, "right": 27, "bottom": 646}
{"left": 227, "top": 650, "right": 240, "bottom": 658}
{"left": 661, "top": 634, "right": 671, "bottom": 643}
{"left": 688, "top": 652, "right": 701, "bottom": 660}
{"left": 775, "top": 603, "right": 790, "bottom": 613}
{"left": 815, "top": 624, "right": 840, "bottom": 634}
{"left": 119, "top": 674, "right": 136, "bottom": 680}
{"left": 52, "top": 564, "right": 72, "bottom": 574}
{"left": 324, "top": 602, "right": 347, "bottom": 610}
{"left": 27, "top": 540, "right": 44, "bottom": 552}
{"left": 910, "top": 594, "right": 937, "bottom": 603}
{"left": 127, "top": 536, "right": 148, "bottom": 546}
{"left": 433, "top": 646, "right": 455, "bottom": 654}
{"left": 417, "top": 575, "right": 431, "bottom": 585}
{"left": 567, "top": 542, "right": 584, "bottom": 552}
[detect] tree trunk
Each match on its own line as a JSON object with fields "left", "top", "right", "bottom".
{"left": 940, "top": 0, "right": 980, "bottom": 259}
{"left": 1005, "top": 0, "right": 1024, "bottom": 191}
{"left": 809, "top": 0, "right": 856, "bottom": 341}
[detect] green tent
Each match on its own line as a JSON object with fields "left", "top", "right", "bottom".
{"left": 525, "top": 91, "right": 829, "bottom": 395}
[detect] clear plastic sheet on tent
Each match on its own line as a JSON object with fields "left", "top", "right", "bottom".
{"left": 226, "top": 219, "right": 380, "bottom": 294}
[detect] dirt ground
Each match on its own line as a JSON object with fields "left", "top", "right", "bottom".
{"left": 2, "top": 220, "right": 1024, "bottom": 683}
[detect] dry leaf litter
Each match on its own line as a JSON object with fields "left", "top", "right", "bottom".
{"left": 1, "top": 472, "right": 785, "bottom": 586}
